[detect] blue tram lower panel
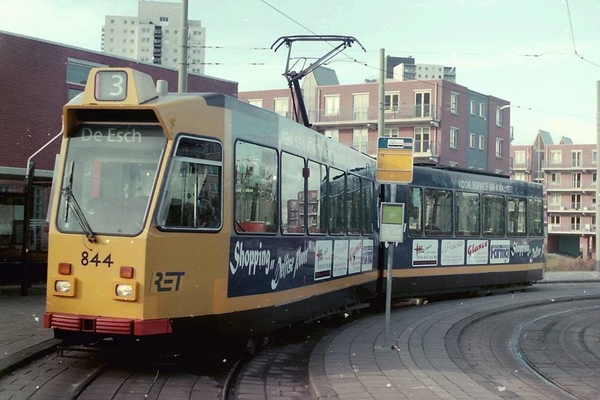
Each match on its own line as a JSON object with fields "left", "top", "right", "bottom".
{"left": 384, "top": 237, "right": 545, "bottom": 296}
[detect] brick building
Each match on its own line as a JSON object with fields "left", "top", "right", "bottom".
{"left": 239, "top": 66, "right": 511, "bottom": 173}
{"left": 0, "top": 31, "right": 237, "bottom": 281}
{"left": 510, "top": 132, "right": 597, "bottom": 259}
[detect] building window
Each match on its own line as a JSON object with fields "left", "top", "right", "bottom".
{"left": 571, "top": 215, "right": 581, "bottom": 231}
{"left": 593, "top": 151, "right": 597, "bottom": 163}
{"left": 550, "top": 150, "right": 562, "bottom": 164}
{"left": 479, "top": 135, "right": 485, "bottom": 150}
{"left": 496, "top": 107, "right": 503, "bottom": 127}
{"left": 450, "top": 127, "right": 458, "bottom": 149}
{"left": 479, "top": 103, "right": 485, "bottom": 118}
{"left": 571, "top": 151, "right": 582, "bottom": 167}
{"left": 450, "top": 92, "right": 459, "bottom": 114}
{"left": 248, "top": 99, "right": 263, "bottom": 108}
{"left": 495, "top": 138, "right": 503, "bottom": 158}
{"left": 469, "top": 133, "right": 475, "bottom": 149}
{"left": 414, "top": 91, "right": 431, "bottom": 117}
{"left": 352, "top": 129, "right": 368, "bottom": 153}
{"left": 514, "top": 150, "right": 526, "bottom": 164}
{"left": 384, "top": 92, "right": 400, "bottom": 112}
{"left": 469, "top": 100, "right": 476, "bottom": 115}
{"left": 324, "top": 95, "right": 340, "bottom": 116}
{"left": 571, "top": 194, "right": 581, "bottom": 209}
{"left": 550, "top": 215, "right": 560, "bottom": 225}
{"left": 514, "top": 172, "right": 526, "bottom": 181}
{"left": 550, "top": 193, "right": 561, "bottom": 205}
{"left": 384, "top": 128, "right": 399, "bottom": 138}
{"left": 324, "top": 130, "right": 339, "bottom": 141}
{"left": 414, "top": 127, "right": 430, "bottom": 153}
{"left": 274, "top": 98, "right": 289, "bottom": 117}
{"left": 572, "top": 172, "right": 582, "bottom": 188}
{"left": 353, "top": 94, "right": 369, "bottom": 120}
{"left": 550, "top": 172, "right": 561, "bottom": 184}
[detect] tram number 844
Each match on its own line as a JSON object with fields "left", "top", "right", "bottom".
{"left": 81, "top": 251, "right": 114, "bottom": 267}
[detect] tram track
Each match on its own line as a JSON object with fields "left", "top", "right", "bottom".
{"left": 3, "top": 283, "right": 600, "bottom": 399}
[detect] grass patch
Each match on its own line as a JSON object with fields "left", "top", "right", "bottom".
{"left": 546, "top": 253, "right": 596, "bottom": 272}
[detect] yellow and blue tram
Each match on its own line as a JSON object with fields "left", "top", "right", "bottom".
{"left": 44, "top": 68, "right": 545, "bottom": 346}
{"left": 44, "top": 68, "right": 378, "bottom": 344}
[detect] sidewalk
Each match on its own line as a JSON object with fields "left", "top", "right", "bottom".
{"left": 0, "top": 285, "right": 57, "bottom": 377}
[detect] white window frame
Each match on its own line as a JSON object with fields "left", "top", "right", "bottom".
{"left": 352, "top": 128, "right": 368, "bottom": 153}
{"left": 324, "top": 95, "right": 340, "bottom": 116}
{"left": 274, "top": 98, "right": 289, "bottom": 117}
{"left": 495, "top": 138, "right": 504, "bottom": 158}
{"left": 469, "top": 133, "right": 475, "bottom": 149}
{"left": 450, "top": 92, "right": 459, "bottom": 114}
{"left": 479, "top": 103, "right": 485, "bottom": 118}
{"left": 384, "top": 92, "right": 400, "bottom": 113}
{"left": 384, "top": 128, "right": 399, "bottom": 138}
{"left": 469, "top": 100, "right": 476, "bottom": 115}
{"left": 450, "top": 127, "right": 458, "bottom": 149}
{"left": 353, "top": 93, "right": 369, "bottom": 121}
{"left": 495, "top": 106, "right": 503, "bottom": 127}
{"left": 514, "top": 150, "right": 526, "bottom": 164}
{"left": 248, "top": 99, "right": 263, "bottom": 108}
{"left": 550, "top": 150, "right": 562, "bottom": 164}
{"left": 478, "top": 135, "right": 485, "bottom": 150}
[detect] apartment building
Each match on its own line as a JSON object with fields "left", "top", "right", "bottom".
{"left": 102, "top": 0, "right": 206, "bottom": 74}
{"left": 544, "top": 143, "right": 597, "bottom": 258}
{"left": 510, "top": 130, "right": 597, "bottom": 259}
{"left": 239, "top": 68, "right": 511, "bottom": 173}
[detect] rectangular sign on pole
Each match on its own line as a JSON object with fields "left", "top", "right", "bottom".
{"left": 380, "top": 202, "right": 405, "bottom": 243}
{"left": 377, "top": 137, "right": 414, "bottom": 184}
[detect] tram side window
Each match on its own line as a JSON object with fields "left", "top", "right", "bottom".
{"left": 529, "top": 198, "right": 544, "bottom": 236}
{"left": 425, "top": 189, "right": 452, "bottom": 236}
{"left": 329, "top": 168, "right": 346, "bottom": 234}
{"left": 456, "top": 191, "right": 480, "bottom": 236}
{"left": 507, "top": 196, "right": 527, "bottom": 236}
{"left": 362, "top": 180, "right": 374, "bottom": 235}
{"left": 157, "top": 137, "right": 222, "bottom": 230}
{"left": 307, "top": 161, "right": 327, "bottom": 234}
{"left": 234, "top": 141, "right": 278, "bottom": 233}
{"left": 482, "top": 194, "right": 505, "bottom": 237}
{"left": 347, "top": 174, "right": 361, "bottom": 235}
{"left": 408, "top": 187, "right": 423, "bottom": 236}
{"left": 281, "top": 152, "right": 305, "bottom": 234}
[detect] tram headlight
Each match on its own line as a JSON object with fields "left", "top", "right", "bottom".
{"left": 114, "top": 281, "right": 138, "bottom": 301}
{"left": 55, "top": 280, "right": 72, "bottom": 293}
{"left": 52, "top": 277, "right": 76, "bottom": 297}
{"left": 116, "top": 284, "right": 133, "bottom": 297}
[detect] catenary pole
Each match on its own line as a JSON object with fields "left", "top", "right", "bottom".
{"left": 594, "top": 81, "right": 600, "bottom": 271}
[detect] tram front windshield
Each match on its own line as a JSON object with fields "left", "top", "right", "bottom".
{"left": 56, "top": 125, "right": 166, "bottom": 236}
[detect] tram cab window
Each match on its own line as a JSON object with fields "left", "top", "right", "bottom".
{"left": 157, "top": 136, "right": 222, "bottom": 230}
{"left": 56, "top": 125, "right": 165, "bottom": 236}
{"left": 482, "top": 194, "right": 505, "bottom": 237}
{"left": 408, "top": 187, "right": 423, "bottom": 236}
{"left": 507, "top": 196, "right": 527, "bottom": 236}
{"left": 456, "top": 191, "right": 480, "bottom": 236}
{"left": 529, "top": 199, "right": 544, "bottom": 236}
{"left": 425, "top": 189, "right": 452, "bottom": 236}
{"left": 281, "top": 152, "right": 305, "bottom": 234}
{"left": 329, "top": 168, "right": 346, "bottom": 235}
{"left": 234, "top": 141, "right": 278, "bottom": 233}
{"left": 307, "top": 161, "right": 327, "bottom": 234}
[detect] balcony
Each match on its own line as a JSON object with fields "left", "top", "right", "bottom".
{"left": 311, "top": 104, "right": 441, "bottom": 128}
{"left": 548, "top": 223, "right": 596, "bottom": 235}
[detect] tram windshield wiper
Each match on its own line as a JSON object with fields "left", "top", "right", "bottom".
{"left": 61, "top": 162, "right": 97, "bottom": 243}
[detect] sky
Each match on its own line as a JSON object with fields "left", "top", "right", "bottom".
{"left": 1, "top": 0, "right": 599, "bottom": 145}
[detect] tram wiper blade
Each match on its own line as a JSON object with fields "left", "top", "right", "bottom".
{"left": 62, "top": 162, "right": 97, "bottom": 243}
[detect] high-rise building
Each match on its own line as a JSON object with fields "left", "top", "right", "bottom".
{"left": 102, "top": 1, "right": 206, "bottom": 74}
